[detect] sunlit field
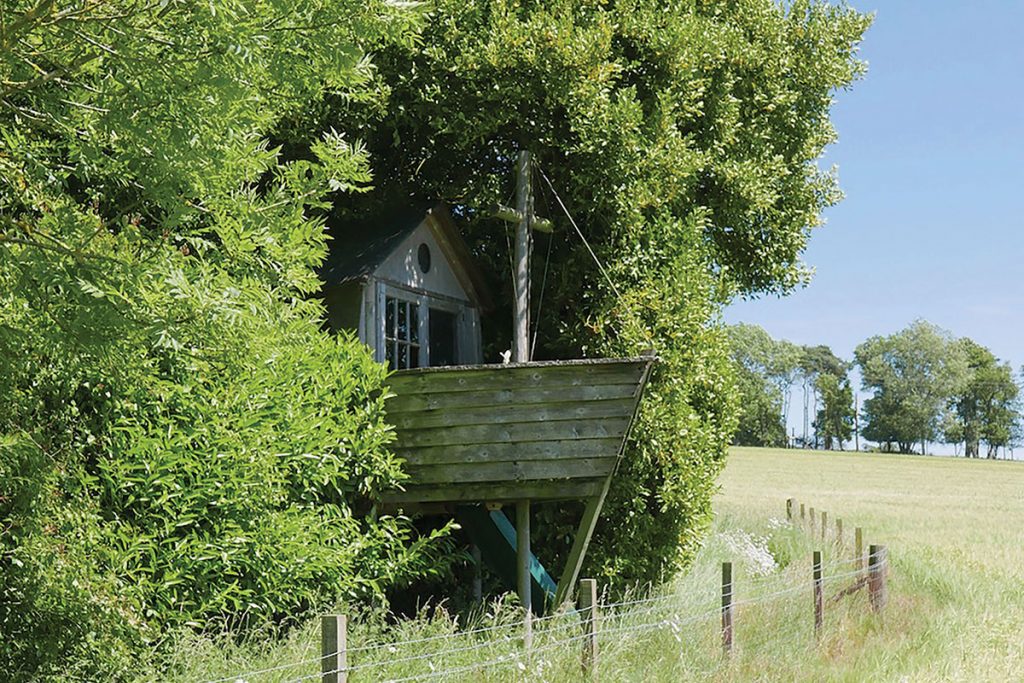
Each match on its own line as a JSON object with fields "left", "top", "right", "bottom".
{"left": 717, "top": 447, "right": 1024, "bottom": 681}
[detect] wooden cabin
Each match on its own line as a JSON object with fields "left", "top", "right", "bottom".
{"left": 321, "top": 204, "right": 492, "bottom": 369}
{"left": 323, "top": 203, "right": 654, "bottom": 612}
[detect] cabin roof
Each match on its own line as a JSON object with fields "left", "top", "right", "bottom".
{"left": 321, "top": 202, "right": 493, "bottom": 310}
{"left": 321, "top": 204, "right": 427, "bottom": 285}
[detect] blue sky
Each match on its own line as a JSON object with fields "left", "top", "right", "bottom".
{"left": 725, "top": 1, "right": 1024, "bottom": 373}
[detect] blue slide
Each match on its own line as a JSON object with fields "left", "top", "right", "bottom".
{"left": 456, "top": 505, "right": 557, "bottom": 615}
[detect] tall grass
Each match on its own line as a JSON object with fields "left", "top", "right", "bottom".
{"left": 145, "top": 448, "right": 1024, "bottom": 682}
{"left": 143, "top": 514, "right": 878, "bottom": 681}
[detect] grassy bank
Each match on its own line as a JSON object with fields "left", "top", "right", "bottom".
{"left": 146, "top": 448, "right": 1024, "bottom": 682}
{"left": 720, "top": 447, "right": 1024, "bottom": 681}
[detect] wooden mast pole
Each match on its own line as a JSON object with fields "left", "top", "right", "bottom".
{"left": 513, "top": 149, "right": 532, "bottom": 364}
{"left": 514, "top": 149, "right": 533, "bottom": 647}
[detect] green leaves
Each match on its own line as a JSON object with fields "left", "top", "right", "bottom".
{"left": 0, "top": 1, "right": 441, "bottom": 679}
{"left": 855, "top": 321, "right": 970, "bottom": 453}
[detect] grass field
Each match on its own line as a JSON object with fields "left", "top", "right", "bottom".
{"left": 718, "top": 447, "right": 1024, "bottom": 681}
{"left": 152, "top": 448, "right": 1024, "bottom": 682}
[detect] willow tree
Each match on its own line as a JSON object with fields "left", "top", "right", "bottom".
{"left": 319, "top": 0, "right": 871, "bottom": 589}
{"left": 0, "top": 2, "right": 449, "bottom": 680}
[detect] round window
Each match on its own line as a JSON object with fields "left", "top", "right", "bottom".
{"left": 417, "top": 243, "right": 432, "bottom": 273}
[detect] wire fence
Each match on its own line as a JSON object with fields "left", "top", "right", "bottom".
{"left": 200, "top": 500, "right": 887, "bottom": 683}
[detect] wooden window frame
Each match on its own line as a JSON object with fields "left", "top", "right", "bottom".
{"left": 376, "top": 282, "right": 464, "bottom": 368}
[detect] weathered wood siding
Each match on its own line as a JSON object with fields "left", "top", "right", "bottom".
{"left": 381, "top": 357, "right": 653, "bottom": 504}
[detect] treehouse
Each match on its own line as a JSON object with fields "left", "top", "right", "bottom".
{"left": 323, "top": 175, "right": 653, "bottom": 613}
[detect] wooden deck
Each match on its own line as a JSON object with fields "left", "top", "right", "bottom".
{"left": 381, "top": 357, "right": 654, "bottom": 505}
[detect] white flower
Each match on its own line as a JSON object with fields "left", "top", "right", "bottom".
{"left": 718, "top": 530, "right": 778, "bottom": 577}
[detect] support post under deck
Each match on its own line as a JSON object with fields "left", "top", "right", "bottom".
{"left": 553, "top": 478, "right": 611, "bottom": 607}
{"left": 516, "top": 500, "right": 533, "bottom": 649}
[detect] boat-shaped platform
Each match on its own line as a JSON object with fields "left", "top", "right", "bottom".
{"left": 381, "top": 356, "right": 654, "bottom": 505}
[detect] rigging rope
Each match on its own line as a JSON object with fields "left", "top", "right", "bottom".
{"left": 534, "top": 162, "right": 655, "bottom": 349}
{"left": 535, "top": 164, "right": 623, "bottom": 301}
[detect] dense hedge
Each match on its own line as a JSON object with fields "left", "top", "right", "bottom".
{"left": 0, "top": 322, "right": 455, "bottom": 680}
{"left": 0, "top": 2, "right": 448, "bottom": 680}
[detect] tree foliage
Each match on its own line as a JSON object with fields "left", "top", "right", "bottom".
{"left": 855, "top": 321, "right": 969, "bottom": 454}
{"left": 797, "top": 344, "right": 851, "bottom": 449}
{"left": 943, "top": 339, "right": 1020, "bottom": 458}
{"left": 813, "top": 372, "right": 854, "bottom": 450}
{"left": 727, "top": 324, "right": 801, "bottom": 447}
{"left": 0, "top": 2, "right": 455, "bottom": 680}
{"left": 315, "top": 0, "right": 869, "bottom": 588}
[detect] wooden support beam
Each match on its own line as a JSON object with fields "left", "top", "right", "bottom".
{"left": 382, "top": 478, "right": 605, "bottom": 505}
{"left": 553, "top": 478, "right": 612, "bottom": 607}
{"left": 517, "top": 500, "right": 533, "bottom": 649}
{"left": 490, "top": 203, "right": 523, "bottom": 223}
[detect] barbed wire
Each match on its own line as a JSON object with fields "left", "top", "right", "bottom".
{"left": 214, "top": 557, "right": 880, "bottom": 683}
{"left": 204, "top": 538, "right": 886, "bottom": 682}
{"left": 202, "top": 653, "right": 323, "bottom": 683}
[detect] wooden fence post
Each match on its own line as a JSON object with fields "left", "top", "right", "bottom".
{"left": 809, "top": 507, "right": 815, "bottom": 531}
{"left": 579, "top": 578, "right": 599, "bottom": 676}
{"left": 812, "top": 551, "right": 823, "bottom": 639}
{"left": 321, "top": 615, "right": 347, "bottom": 683}
{"left": 721, "top": 562, "right": 734, "bottom": 655}
{"left": 855, "top": 528, "right": 864, "bottom": 572}
{"left": 821, "top": 511, "right": 828, "bottom": 542}
{"left": 800, "top": 503, "right": 805, "bottom": 521}
{"left": 868, "top": 545, "right": 888, "bottom": 613}
{"left": 786, "top": 498, "right": 794, "bottom": 521}
{"left": 836, "top": 518, "right": 843, "bottom": 545}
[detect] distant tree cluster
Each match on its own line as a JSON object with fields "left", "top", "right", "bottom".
{"left": 728, "top": 321, "right": 1021, "bottom": 457}
{"left": 727, "top": 324, "right": 854, "bottom": 450}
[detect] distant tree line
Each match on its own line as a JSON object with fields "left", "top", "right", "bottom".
{"left": 728, "top": 320, "right": 1021, "bottom": 457}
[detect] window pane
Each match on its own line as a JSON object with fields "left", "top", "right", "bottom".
{"left": 398, "top": 342, "right": 409, "bottom": 369}
{"left": 398, "top": 300, "right": 408, "bottom": 341}
{"left": 409, "top": 303, "right": 419, "bottom": 344}
{"left": 409, "top": 343, "right": 420, "bottom": 369}
{"left": 386, "top": 339, "right": 396, "bottom": 370}
{"left": 385, "top": 297, "right": 396, "bottom": 340}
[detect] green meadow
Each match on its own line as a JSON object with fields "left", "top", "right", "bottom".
{"left": 153, "top": 448, "right": 1024, "bottom": 682}
{"left": 716, "top": 447, "right": 1024, "bottom": 681}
